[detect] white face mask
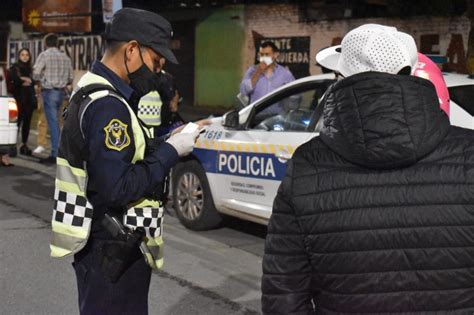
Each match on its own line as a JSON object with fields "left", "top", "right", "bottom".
{"left": 259, "top": 56, "right": 273, "bottom": 66}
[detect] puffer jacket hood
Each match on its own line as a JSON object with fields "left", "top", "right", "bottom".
{"left": 320, "top": 72, "right": 450, "bottom": 169}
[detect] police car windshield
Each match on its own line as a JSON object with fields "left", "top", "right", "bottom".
{"left": 247, "top": 79, "right": 335, "bottom": 130}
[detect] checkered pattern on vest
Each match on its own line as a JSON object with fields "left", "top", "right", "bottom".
{"left": 138, "top": 106, "right": 161, "bottom": 116}
{"left": 53, "top": 188, "right": 93, "bottom": 228}
{"left": 124, "top": 207, "right": 162, "bottom": 238}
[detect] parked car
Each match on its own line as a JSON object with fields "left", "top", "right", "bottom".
{"left": 172, "top": 71, "right": 474, "bottom": 231}
{"left": 171, "top": 73, "right": 336, "bottom": 230}
{"left": 0, "top": 96, "right": 18, "bottom": 157}
{"left": 444, "top": 72, "right": 474, "bottom": 129}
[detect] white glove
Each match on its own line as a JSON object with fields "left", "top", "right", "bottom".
{"left": 166, "top": 130, "right": 200, "bottom": 157}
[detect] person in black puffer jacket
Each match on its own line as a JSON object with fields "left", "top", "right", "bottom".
{"left": 261, "top": 24, "right": 474, "bottom": 314}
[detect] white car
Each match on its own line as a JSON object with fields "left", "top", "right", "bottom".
{"left": 0, "top": 96, "right": 18, "bottom": 157}
{"left": 171, "top": 72, "right": 474, "bottom": 231}
{"left": 444, "top": 72, "right": 474, "bottom": 129}
{"left": 171, "top": 73, "right": 336, "bottom": 230}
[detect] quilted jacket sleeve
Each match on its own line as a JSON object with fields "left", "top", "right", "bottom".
{"left": 261, "top": 159, "right": 315, "bottom": 315}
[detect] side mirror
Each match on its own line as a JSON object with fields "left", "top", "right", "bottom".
{"left": 222, "top": 110, "right": 239, "bottom": 129}
{"left": 236, "top": 93, "right": 249, "bottom": 109}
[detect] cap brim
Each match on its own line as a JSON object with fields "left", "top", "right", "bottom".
{"left": 316, "top": 45, "right": 341, "bottom": 72}
{"left": 152, "top": 45, "right": 178, "bottom": 64}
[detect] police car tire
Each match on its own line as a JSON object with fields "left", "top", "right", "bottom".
{"left": 172, "top": 160, "right": 222, "bottom": 230}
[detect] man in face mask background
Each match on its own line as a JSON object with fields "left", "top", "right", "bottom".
{"left": 239, "top": 41, "right": 295, "bottom": 113}
{"left": 50, "top": 8, "right": 203, "bottom": 314}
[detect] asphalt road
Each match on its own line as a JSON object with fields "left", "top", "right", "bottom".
{"left": 0, "top": 156, "right": 266, "bottom": 315}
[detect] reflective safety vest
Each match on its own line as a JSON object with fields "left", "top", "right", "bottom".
{"left": 138, "top": 90, "right": 162, "bottom": 126}
{"left": 50, "top": 71, "right": 165, "bottom": 269}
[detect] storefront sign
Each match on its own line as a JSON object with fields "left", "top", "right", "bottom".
{"left": 8, "top": 35, "right": 104, "bottom": 71}
{"left": 22, "top": 0, "right": 91, "bottom": 33}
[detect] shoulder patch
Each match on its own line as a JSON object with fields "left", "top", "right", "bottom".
{"left": 104, "top": 119, "right": 131, "bottom": 151}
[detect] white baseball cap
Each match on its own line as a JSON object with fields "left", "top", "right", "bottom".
{"left": 316, "top": 24, "right": 418, "bottom": 77}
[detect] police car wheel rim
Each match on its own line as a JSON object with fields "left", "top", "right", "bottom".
{"left": 176, "top": 172, "right": 204, "bottom": 220}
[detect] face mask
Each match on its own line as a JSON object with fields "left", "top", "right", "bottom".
{"left": 259, "top": 56, "right": 273, "bottom": 66}
{"left": 124, "top": 47, "right": 155, "bottom": 98}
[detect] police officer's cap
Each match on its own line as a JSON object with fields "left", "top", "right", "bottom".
{"left": 105, "top": 8, "right": 178, "bottom": 64}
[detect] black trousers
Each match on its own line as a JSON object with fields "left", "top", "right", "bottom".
{"left": 73, "top": 241, "right": 152, "bottom": 315}
{"left": 15, "top": 89, "right": 36, "bottom": 144}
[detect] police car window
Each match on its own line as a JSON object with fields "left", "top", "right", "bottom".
{"left": 449, "top": 85, "right": 474, "bottom": 116}
{"left": 251, "top": 88, "right": 322, "bottom": 132}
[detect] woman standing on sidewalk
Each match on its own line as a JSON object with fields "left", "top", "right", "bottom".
{"left": 10, "top": 48, "right": 37, "bottom": 156}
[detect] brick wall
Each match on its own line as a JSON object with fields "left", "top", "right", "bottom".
{"left": 243, "top": 4, "right": 470, "bottom": 76}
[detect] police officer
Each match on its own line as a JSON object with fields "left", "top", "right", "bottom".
{"left": 138, "top": 57, "right": 183, "bottom": 136}
{"left": 137, "top": 86, "right": 163, "bottom": 127}
{"left": 49, "top": 8, "right": 200, "bottom": 314}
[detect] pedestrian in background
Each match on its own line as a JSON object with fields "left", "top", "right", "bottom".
{"left": 239, "top": 41, "right": 295, "bottom": 115}
{"left": 33, "top": 33, "right": 73, "bottom": 164}
{"left": 10, "top": 48, "right": 36, "bottom": 156}
{"left": 262, "top": 24, "right": 474, "bottom": 313}
{"left": 32, "top": 85, "right": 67, "bottom": 157}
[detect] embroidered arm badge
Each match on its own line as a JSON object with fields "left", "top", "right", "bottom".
{"left": 104, "top": 119, "right": 131, "bottom": 151}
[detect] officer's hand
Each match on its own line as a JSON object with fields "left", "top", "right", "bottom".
{"left": 166, "top": 130, "right": 200, "bottom": 157}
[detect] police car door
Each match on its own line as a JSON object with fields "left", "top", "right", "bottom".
{"left": 214, "top": 77, "right": 333, "bottom": 221}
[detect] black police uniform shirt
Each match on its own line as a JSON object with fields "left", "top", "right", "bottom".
{"left": 82, "top": 61, "right": 179, "bottom": 239}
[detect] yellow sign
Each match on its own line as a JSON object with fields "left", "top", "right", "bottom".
{"left": 27, "top": 10, "right": 40, "bottom": 28}
{"left": 22, "top": 0, "right": 91, "bottom": 33}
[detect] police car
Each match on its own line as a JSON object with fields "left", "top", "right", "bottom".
{"left": 171, "top": 73, "right": 335, "bottom": 230}
{"left": 0, "top": 96, "right": 18, "bottom": 157}
{"left": 444, "top": 73, "right": 474, "bottom": 129}
{"left": 172, "top": 72, "right": 474, "bottom": 231}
